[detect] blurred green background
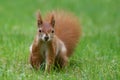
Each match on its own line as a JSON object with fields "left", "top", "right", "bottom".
{"left": 0, "top": 0, "right": 120, "bottom": 80}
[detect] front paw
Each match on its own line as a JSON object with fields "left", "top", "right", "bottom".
{"left": 45, "top": 64, "right": 50, "bottom": 73}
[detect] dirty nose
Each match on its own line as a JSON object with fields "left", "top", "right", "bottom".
{"left": 44, "top": 36, "right": 49, "bottom": 41}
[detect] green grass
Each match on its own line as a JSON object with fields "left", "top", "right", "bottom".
{"left": 0, "top": 0, "right": 120, "bottom": 80}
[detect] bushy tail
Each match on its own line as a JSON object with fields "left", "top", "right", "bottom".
{"left": 45, "top": 11, "right": 81, "bottom": 57}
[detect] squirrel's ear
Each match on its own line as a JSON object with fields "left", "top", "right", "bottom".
{"left": 37, "top": 11, "right": 42, "bottom": 27}
{"left": 50, "top": 14, "right": 55, "bottom": 28}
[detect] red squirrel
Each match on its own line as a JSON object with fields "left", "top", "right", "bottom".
{"left": 29, "top": 11, "right": 81, "bottom": 72}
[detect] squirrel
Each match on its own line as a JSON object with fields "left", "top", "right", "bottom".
{"left": 29, "top": 10, "right": 81, "bottom": 72}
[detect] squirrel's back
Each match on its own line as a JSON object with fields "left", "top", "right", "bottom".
{"left": 45, "top": 11, "right": 81, "bottom": 57}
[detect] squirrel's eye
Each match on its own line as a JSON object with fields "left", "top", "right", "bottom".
{"left": 51, "top": 30, "right": 54, "bottom": 33}
{"left": 39, "top": 30, "right": 42, "bottom": 32}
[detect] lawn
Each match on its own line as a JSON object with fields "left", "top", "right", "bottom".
{"left": 0, "top": 0, "right": 120, "bottom": 80}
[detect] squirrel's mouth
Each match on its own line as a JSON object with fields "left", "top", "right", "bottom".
{"left": 44, "top": 36, "right": 49, "bottom": 41}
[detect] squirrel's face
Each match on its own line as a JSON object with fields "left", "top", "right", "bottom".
{"left": 38, "top": 23, "right": 55, "bottom": 42}
{"left": 37, "top": 12, "right": 55, "bottom": 42}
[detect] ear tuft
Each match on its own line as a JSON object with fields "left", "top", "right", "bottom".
{"left": 50, "top": 13, "right": 55, "bottom": 27}
{"left": 37, "top": 11, "right": 42, "bottom": 27}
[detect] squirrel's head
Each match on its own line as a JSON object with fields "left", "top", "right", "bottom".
{"left": 36, "top": 12, "right": 55, "bottom": 42}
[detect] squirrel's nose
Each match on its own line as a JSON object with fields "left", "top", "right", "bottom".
{"left": 44, "top": 36, "right": 49, "bottom": 41}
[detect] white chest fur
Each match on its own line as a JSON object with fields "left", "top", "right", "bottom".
{"left": 40, "top": 43, "right": 48, "bottom": 57}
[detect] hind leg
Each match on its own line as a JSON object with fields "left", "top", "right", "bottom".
{"left": 30, "top": 53, "right": 43, "bottom": 70}
{"left": 60, "top": 53, "right": 68, "bottom": 68}
{"left": 55, "top": 51, "right": 68, "bottom": 68}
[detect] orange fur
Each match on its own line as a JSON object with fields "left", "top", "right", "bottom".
{"left": 29, "top": 10, "right": 81, "bottom": 72}
{"left": 45, "top": 11, "right": 81, "bottom": 57}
